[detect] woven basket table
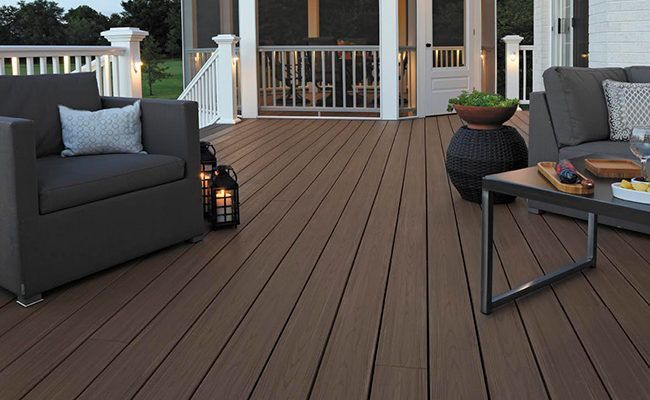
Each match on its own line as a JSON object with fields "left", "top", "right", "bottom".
{"left": 446, "top": 125, "right": 528, "bottom": 204}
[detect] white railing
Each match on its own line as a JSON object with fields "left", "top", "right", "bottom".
{"left": 519, "top": 45, "right": 534, "bottom": 104}
{"left": 178, "top": 34, "right": 240, "bottom": 127}
{"left": 184, "top": 47, "right": 216, "bottom": 84}
{"left": 433, "top": 46, "right": 465, "bottom": 68}
{"left": 0, "top": 28, "right": 148, "bottom": 97}
{"left": 503, "top": 35, "right": 534, "bottom": 105}
{"left": 257, "top": 45, "right": 381, "bottom": 115}
{"left": 179, "top": 51, "right": 220, "bottom": 127}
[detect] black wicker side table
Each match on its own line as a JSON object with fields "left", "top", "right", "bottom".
{"left": 446, "top": 125, "right": 528, "bottom": 204}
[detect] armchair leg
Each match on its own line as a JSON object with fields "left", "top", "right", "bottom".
{"left": 17, "top": 293, "right": 43, "bottom": 307}
{"left": 187, "top": 232, "right": 208, "bottom": 244}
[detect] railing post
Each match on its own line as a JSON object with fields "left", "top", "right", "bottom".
{"left": 502, "top": 35, "right": 523, "bottom": 102}
{"left": 238, "top": 0, "right": 259, "bottom": 118}
{"left": 101, "top": 27, "right": 148, "bottom": 98}
{"left": 213, "top": 34, "right": 241, "bottom": 124}
{"left": 380, "top": 0, "right": 400, "bottom": 120}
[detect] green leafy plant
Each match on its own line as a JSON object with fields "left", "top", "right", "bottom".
{"left": 447, "top": 90, "right": 519, "bottom": 112}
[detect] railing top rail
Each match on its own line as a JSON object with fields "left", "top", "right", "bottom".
{"left": 185, "top": 47, "right": 217, "bottom": 53}
{"left": 258, "top": 45, "right": 380, "bottom": 51}
{"left": 0, "top": 45, "right": 126, "bottom": 58}
{"left": 519, "top": 45, "right": 535, "bottom": 51}
{"left": 431, "top": 45, "right": 465, "bottom": 50}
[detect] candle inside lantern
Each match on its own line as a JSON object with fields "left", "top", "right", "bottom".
{"left": 215, "top": 189, "right": 234, "bottom": 222}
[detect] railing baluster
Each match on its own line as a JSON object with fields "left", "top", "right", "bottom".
{"left": 301, "top": 50, "right": 306, "bottom": 108}
{"left": 63, "top": 56, "right": 71, "bottom": 73}
{"left": 261, "top": 50, "right": 267, "bottom": 107}
{"left": 0, "top": 58, "right": 5, "bottom": 75}
{"left": 342, "top": 50, "right": 346, "bottom": 109}
{"left": 111, "top": 55, "right": 119, "bottom": 95}
{"left": 362, "top": 51, "right": 367, "bottom": 109}
{"left": 95, "top": 55, "right": 104, "bottom": 95}
{"left": 103, "top": 55, "right": 112, "bottom": 95}
{"left": 74, "top": 56, "right": 82, "bottom": 72}
{"left": 321, "top": 50, "right": 326, "bottom": 108}
{"left": 52, "top": 57, "right": 60, "bottom": 73}
{"left": 39, "top": 57, "right": 47, "bottom": 74}
{"left": 311, "top": 50, "right": 316, "bottom": 107}
{"left": 11, "top": 57, "right": 19, "bottom": 75}
{"left": 281, "top": 51, "right": 286, "bottom": 107}
{"left": 26, "top": 58, "right": 34, "bottom": 75}
{"left": 373, "top": 50, "right": 378, "bottom": 109}
{"left": 522, "top": 49, "right": 527, "bottom": 101}
{"left": 332, "top": 50, "right": 336, "bottom": 108}
{"left": 271, "top": 51, "right": 276, "bottom": 106}
{"left": 352, "top": 51, "right": 357, "bottom": 108}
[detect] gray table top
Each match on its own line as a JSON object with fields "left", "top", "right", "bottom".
{"left": 483, "top": 154, "right": 650, "bottom": 225}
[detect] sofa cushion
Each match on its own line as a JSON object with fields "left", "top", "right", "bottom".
{"left": 543, "top": 67, "right": 627, "bottom": 147}
{"left": 602, "top": 80, "right": 650, "bottom": 141}
{"left": 37, "top": 154, "right": 185, "bottom": 214}
{"left": 0, "top": 73, "right": 102, "bottom": 157}
{"left": 558, "top": 141, "right": 633, "bottom": 160}
{"left": 625, "top": 66, "right": 650, "bottom": 83}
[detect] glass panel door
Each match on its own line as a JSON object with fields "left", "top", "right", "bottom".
{"left": 432, "top": 0, "right": 465, "bottom": 68}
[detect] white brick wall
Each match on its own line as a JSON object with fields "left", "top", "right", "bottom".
{"left": 589, "top": 0, "right": 650, "bottom": 67}
{"left": 533, "top": 0, "right": 552, "bottom": 91}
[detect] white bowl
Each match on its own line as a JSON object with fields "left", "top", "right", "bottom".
{"left": 612, "top": 182, "right": 650, "bottom": 204}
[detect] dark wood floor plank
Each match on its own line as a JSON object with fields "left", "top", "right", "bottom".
{"left": 510, "top": 200, "right": 650, "bottom": 398}
{"left": 248, "top": 122, "right": 400, "bottom": 400}
{"left": 371, "top": 365, "right": 427, "bottom": 400}
{"left": 544, "top": 214, "right": 650, "bottom": 362}
{"left": 69, "top": 121, "right": 366, "bottom": 400}
{"left": 185, "top": 121, "right": 384, "bottom": 400}
{"left": 219, "top": 119, "right": 307, "bottom": 164}
{"left": 491, "top": 205, "right": 609, "bottom": 399}
{"left": 423, "top": 117, "right": 487, "bottom": 399}
{"left": 577, "top": 223, "right": 650, "bottom": 302}
{"left": 616, "top": 230, "right": 650, "bottom": 264}
{"left": 202, "top": 118, "right": 260, "bottom": 143}
{"left": 0, "top": 245, "right": 189, "bottom": 400}
{"left": 23, "top": 120, "right": 356, "bottom": 400}
{"left": 208, "top": 119, "right": 280, "bottom": 148}
{"left": 0, "top": 261, "right": 133, "bottom": 368}
{"left": 309, "top": 121, "right": 412, "bottom": 400}
{"left": 440, "top": 115, "right": 551, "bottom": 400}
{"left": 370, "top": 118, "right": 427, "bottom": 400}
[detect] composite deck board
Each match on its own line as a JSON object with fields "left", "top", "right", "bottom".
{"left": 0, "top": 114, "right": 648, "bottom": 400}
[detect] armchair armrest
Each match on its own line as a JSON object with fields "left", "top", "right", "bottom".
{"left": 0, "top": 116, "right": 39, "bottom": 294}
{"left": 529, "top": 92, "right": 560, "bottom": 165}
{"left": 101, "top": 97, "right": 200, "bottom": 175}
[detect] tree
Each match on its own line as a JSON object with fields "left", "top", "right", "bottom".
{"left": 64, "top": 5, "right": 110, "bottom": 45}
{"left": 164, "top": 0, "right": 181, "bottom": 56}
{"left": 141, "top": 38, "right": 171, "bottom": 95}
{"left": 0, "top": 5, "right": 17, "bottom": 44}
{"left": 120, "top": 0, "right": 173, "bottom": 52}
{"left": 12, "top": 0, "right": 65, "bottom": 44}
{"left": 497, "top": 0, "right": 533, "bottom": 96}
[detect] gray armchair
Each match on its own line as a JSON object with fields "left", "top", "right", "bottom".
{"left": 0, "top": 73, "right": 204, "bottom": 306}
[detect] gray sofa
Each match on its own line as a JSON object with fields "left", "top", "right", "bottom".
{"left": 0, "top": 73, "right": 204, "bottom": 306}
{"left": 529, "top": 66, "right": 650, "bottom": 234}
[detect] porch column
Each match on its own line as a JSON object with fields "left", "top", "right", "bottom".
{"left": 380, "top": 0, "right": 400, "bottom": 120}
{"left": 239, "top": 0, "right": 259, "bottom": 118}
{"left": 101, "top": 27, "right": 148, "bottom": 98}
{"left": 503, "top": 35, "right": 523, "bottom": 101}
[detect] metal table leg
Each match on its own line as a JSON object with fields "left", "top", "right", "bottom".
{"left": 480, "top": 189, "right": 598, "bottom": 315}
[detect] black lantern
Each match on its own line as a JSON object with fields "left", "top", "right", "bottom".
{"left": 210, "top": 165, "right": 240, "bottom": 229}
{"left": 200, "top": 141, "right": 218, "bottom": 216}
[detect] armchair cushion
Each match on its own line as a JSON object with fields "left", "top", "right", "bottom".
{"left": 37, "top": 153, "right": 185, "bottom": 214}
{"left": 543, "top": 67, "right": 627, "bottom": 147}
{"left": 0, "top": 73, "right": 102, "bottom": 157}
{"left": 558, "top": 141, "right": 633, "bottom": 160}
{"left": 625, "top": 66, "right": 650, "bottom": 83}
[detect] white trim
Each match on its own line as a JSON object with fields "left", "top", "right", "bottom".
{"left": 379, "top": 0, "right": 400, "bottom": 120}
{"left": 238, "top": 0, "right": 259, "bottom": 118}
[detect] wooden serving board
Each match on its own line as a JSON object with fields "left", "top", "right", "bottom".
{"left": 537, "top": 162, "right": 594, "bottom": 195}
{"left": 585, "top": 158, "right": 641, "bottom": 179}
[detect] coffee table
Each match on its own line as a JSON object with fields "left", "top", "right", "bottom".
{"left": 480, "top": 156, "right": 650, "bottom": 315}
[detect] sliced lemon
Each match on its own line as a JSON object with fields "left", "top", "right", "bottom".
{"left": 632, "top": 182, "right": 649, "bottom": 192}
{"left": 620, "top": 180, "right": 634, "bottom": 190}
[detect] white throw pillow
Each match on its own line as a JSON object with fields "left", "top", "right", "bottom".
{"left": 59, "top": 101, "right": 145, "bottom": 157}
{"left": 603, "top": 80, "right": 650, "bottom": 141}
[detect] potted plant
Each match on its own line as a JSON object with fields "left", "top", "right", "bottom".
{"left": 448, "top": 90, "right": 520, "bottom": 130}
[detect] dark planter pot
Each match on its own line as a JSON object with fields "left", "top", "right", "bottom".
{"left": 446, "top": 126, "right": 528, "bottom": 204}
{"left": 453, "top": 105, "right": 518, "bottom": 130}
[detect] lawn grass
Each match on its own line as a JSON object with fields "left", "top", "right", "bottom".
{"left": 143, "top": 58, "right": 183, "bottom": 100}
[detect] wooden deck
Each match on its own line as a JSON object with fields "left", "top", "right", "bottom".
{"left": 1, "top": 113, "right": 649, "bottom": 400}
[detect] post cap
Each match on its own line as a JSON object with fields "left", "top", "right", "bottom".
{"left": 101, "top": 27, "right": 149, "bottom": 42}
{"left": 501, "top": 35, "right": 524, "bottom": 45}
{"left": 212, "top": 34, "right": 241, "bottom": 45}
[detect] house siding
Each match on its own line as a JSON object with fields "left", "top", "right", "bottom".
{"left": 533, "top": 0, "right": 552, "bottom": 91}
{"left": 589, "top": 0, "right": 650, "bottom": 67}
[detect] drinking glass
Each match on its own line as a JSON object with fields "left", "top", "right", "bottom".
{"left": 630, "top": 127, "right": 650, "bottom": 179}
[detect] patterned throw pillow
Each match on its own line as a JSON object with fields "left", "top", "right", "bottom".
{"left": 603, "top": 80, "right": 650, "bottom": 141}
{"left": 59, "top": 101, "right": 145, "bottom": 157}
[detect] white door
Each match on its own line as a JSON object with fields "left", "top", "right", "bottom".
{"left": 552, "top": 0, "right": 573, "bottom": 66}
{"left": 421, "top": 0, "right": 480, "bottom": 115}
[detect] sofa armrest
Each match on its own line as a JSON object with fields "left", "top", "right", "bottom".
{"left": 101, "top": 97, "right": 200, "bottom": 175}
{"left": 529, "top": 92, "right": 560, "bottom": 165}
{"left": 0, "top": 116, "right": 39, "bottom": 294}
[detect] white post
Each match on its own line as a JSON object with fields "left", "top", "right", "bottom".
{"left": 502, "top": 35, "right": 523, "bottom": 101}
{"left": 213, "top": 35, "right": 241, "bottom": 124}
{"left": 238, "top": 0, "right": 259, "bottom": 118}
{"left": 101, "top": 27, "right": 148, "bottom": 98}
{"left": 380, "top": 0, "right": 400, "bottom": 120}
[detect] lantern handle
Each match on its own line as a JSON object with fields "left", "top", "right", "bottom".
{"left": 217, "top": 164, "right": 238, "bottom": 182}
